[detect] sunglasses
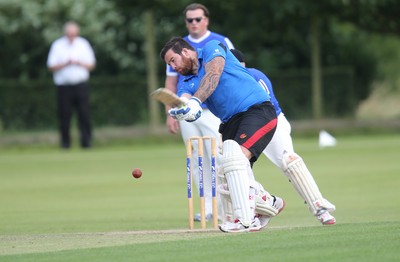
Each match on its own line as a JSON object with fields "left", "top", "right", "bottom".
{"left": 186, "top": 17, "right": 204, "bottom": 24}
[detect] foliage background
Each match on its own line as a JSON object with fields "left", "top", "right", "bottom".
{"left": 1, "top": 0, "right": 399, "bottom": 131}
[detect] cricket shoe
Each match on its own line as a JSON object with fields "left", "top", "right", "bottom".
{"left": 219, "top": 217, "right": 261, "bottom": 233}
{"left": 272, "top": 195, "right": 286, "bottom": 214}
{"left": 316, "top": 209, "right": 336, "bottom": 225}
{"left": 194, "top": 213, "right": 213, "bottom": 222}
{"left": 257, "top": 195, "right": 286, "bottom": 229}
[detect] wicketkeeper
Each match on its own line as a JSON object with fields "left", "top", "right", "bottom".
{"left": 231, "top": 49, "right": 336, "bottom": 225}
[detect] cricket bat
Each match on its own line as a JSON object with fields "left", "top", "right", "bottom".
{"left": 150, "top": 88, "right": 186, "bottom": 107}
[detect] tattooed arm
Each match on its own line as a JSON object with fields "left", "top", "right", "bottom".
{"left": 193, "top": 56, "right": 225, "bottom": 102}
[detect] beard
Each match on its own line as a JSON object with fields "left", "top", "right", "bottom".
{"left": 177, "top": 56, "right": 195, "bottom": 76}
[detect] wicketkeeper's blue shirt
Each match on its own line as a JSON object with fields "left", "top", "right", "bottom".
{"left": 248, "top": 68, "right": 282, "bottom": 116}
{"left": 178, "top": 40, "right": 270, "bottom": 123}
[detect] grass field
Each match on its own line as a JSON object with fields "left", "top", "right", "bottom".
{"left": 0, "top": 133, "right": 399, "bottom": 261}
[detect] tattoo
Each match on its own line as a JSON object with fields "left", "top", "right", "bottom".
{"left": 194, "top": 57, "right": 225, "bottom": 102}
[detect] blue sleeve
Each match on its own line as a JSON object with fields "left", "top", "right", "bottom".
{"left": 248, "top": 68, "right": 282, "bottom": 115}
{"left": 202, "top": 40, "right": 227, "bottom": 63}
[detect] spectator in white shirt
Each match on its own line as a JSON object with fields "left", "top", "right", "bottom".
{"left": 47, "top": 21, "right": 96, "bottom": 149}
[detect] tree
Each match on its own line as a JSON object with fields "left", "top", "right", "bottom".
{"left": 340, "top": 0, "right": 400, "bottom": 36}
{"left": 0, "top": 0, "right": 128, "bottom": 79}
{"left": 2, "top": 0, "right": 397, "bottom": 124}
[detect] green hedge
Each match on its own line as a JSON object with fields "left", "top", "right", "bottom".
{"left": 270, "top": 66, "right": 355, "bottom": 119}
{"left": 0, "top": 76, "right": 148, "bottom": 131}
{"left": 0, "top": 68, "right": 356, "bottom": 131}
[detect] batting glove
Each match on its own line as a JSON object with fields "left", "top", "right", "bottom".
{"left": 168, "top": 97, "right": 202, "bottom": 122}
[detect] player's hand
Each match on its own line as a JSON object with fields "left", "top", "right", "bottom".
{"left": 166, "top": 115, "right": 180, "bottom": 134}
{"left": 168, "top": 97, "right": 202, "bottom": 122}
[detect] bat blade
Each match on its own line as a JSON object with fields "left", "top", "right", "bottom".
{"left": 150, "top": 88, "right": 186, "bottom": 107}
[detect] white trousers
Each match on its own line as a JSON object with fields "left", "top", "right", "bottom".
{"left": 263, "top": 113, "right": 295, "bottom": 170}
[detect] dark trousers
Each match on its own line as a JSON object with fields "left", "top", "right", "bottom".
{"left": 57, "top": 82, "right": 92, "bottom": 148}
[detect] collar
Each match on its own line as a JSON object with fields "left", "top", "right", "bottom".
{"left": 187, "top": 30, "right": 211, "bottom": 43}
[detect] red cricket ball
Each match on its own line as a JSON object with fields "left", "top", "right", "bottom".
{"left": 132, "top": 168, "right": 142, "bottom": 179}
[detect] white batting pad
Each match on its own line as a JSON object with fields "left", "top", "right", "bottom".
{"left": 220, "top": 179, "right": 279, "bottom": 219}
{"left": 222, "top": 140, "right": 253, "bottom": 227}
{"left": 217, "top": 172, "right": 234, "bottom": 222}
{"left": 282, "top": 152, "right": 336, "bottom": 215}
{"left": 218, "top": 184, "right": 234, "bottom": 222}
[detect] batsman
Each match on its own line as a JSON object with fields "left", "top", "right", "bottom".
{"left": 160, "top": 37, "right": 285, "bottom": 232}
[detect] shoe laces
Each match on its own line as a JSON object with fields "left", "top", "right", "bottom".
{"left": 317, "top": 209, "right": 333, "bottom": 221}
{"left": 316, "top": 208, "right": 328, "bottom": 216}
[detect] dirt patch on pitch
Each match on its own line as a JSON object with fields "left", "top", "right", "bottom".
{"left": 0, "top": 228, "right": 223, "bottom": 256}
